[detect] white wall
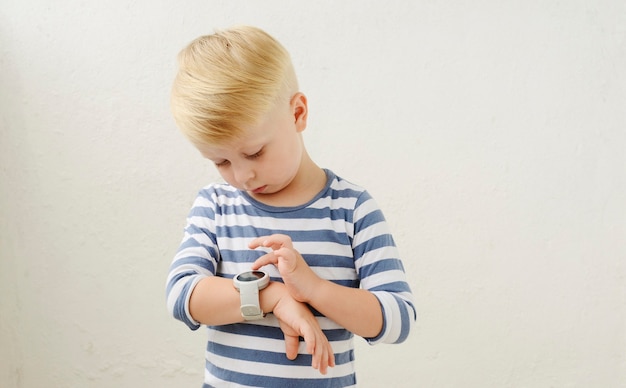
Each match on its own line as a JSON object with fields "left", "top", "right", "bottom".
{"left": 1, "top": 1, "right": 625, "bottom": 387}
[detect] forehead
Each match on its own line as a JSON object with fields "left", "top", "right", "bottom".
{"left": 195, "top": 98, "right": 291, "bottom": 159}
{"left": 194, "top": 124, "right": 270, "bottom": 160}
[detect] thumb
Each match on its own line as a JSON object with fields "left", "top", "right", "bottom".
{"left": 283, "top": 333, "right": 300, "bottom": 360}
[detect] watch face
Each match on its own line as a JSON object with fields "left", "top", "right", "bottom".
{"left": 236, "top": 270, "right": 266, "bottom": 282}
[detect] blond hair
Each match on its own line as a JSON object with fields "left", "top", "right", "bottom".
{"left": 171, "top": 26, "right": 299, "bottom": 145}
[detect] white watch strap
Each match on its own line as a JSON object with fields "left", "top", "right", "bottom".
{"left": 239, "top": 281, "right": 264, "bottom": 320}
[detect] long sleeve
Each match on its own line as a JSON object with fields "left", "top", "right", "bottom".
{"left": 351, "top": 191, "right": 416, "bottom": 345}
{"left": 165, "top": 190, "right": 219, "bottom": 330}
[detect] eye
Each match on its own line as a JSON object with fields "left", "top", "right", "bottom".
{"left": 246, "top": 148, "right": 264, "bottom": 160}
{"left": 214, "top": 160, "right": 230, "bottom": 168}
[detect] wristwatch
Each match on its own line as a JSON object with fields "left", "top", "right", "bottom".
{"left": 233, "top": 270, "right": 270, "bottom": 320}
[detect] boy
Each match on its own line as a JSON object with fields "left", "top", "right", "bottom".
{"left": 166, "top": 25, "right": 415, "bottom": 387}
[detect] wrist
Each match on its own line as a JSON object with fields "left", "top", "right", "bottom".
{"left": 260, "top": 281, "right": 288, "bottom": 315}
{"left": 294, "top": 275, "right": 325, "bottom": 305}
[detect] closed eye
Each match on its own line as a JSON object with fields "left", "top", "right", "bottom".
{"left": 246, "top": 148, "right": 264, "bottom": 160}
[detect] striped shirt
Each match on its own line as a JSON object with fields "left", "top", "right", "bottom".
{"left": 166, "top": 169, "right": 416, "bottom": 387}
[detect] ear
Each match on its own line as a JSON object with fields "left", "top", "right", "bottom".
{"left": 290, "top": 92, "right": 308, "bottom": 133}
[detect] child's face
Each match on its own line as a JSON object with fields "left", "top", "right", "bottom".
{"left": 195, "top": 94, "right": 307, "bottom": 202}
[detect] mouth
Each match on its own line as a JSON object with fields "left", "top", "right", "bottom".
{"left": 251, "top": 185, "right": 267, "bottom": 194}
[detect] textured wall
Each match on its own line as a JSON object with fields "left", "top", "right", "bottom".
{"left": 1, "top": 1, "right": 625, "bottom": 387}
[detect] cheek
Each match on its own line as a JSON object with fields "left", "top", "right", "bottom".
{"left": 272, "top": 147, "right": 301, "bottom": 173}
{"left": 217, "top": 168, "right": 236, "bottom": 185}
{"left": 259, "top": 135, "right": 303, "bottom": 177}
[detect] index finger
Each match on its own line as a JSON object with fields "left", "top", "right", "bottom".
{"left": 251, "top": 252, "right": 278, "bottom": 270}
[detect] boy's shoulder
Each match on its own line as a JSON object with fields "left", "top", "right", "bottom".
{"left": 194, "top": 181, "right": 244, "bottom": 205}
{"left": 327, "top": 169, "right": 370, "bottom": 199}
{"left": 199, "top": 181, "right": 237, "bottom": 195}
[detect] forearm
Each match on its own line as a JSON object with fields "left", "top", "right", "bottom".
{"left": 249, "top": 235, "right": 384, "bottom": 337}
{"left": 189, "top": 276, "right": 286, "bottom": 326}
{"left": 306, "top": 279, "right": 383, "bottom": 338}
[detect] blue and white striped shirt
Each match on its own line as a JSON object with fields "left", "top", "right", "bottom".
{"left": 166, "top": 169, "right": 415, "bottom": 387}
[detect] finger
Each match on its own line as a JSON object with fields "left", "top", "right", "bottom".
{"left": 272, "top": 248, "right": 295, "bottom": 265}
{"left": 259, "top": 234, "right": 293, "bottom": 250}
{"left": 328, "top": 342, "right": 336, "bottom": 367}
{"left": 248, "top": 236, "right": 268, "bottom": 249}
{"left": 323, "top": 340, "right": 335, "bottom": 373}
{"left": 251, "top": 252, "right": 278, "bottom": 270}
{"left": 272, "top": 247, "right": 292, "bottom": 259}
{"left": 310, "top": 330, "right": 333, "bottom": 375}
{"left": 314, "top": 332, "right": 327, "bottom": 374}
{"left": 283, "top": 333, "right": 300, "bottom": 361}
{"left": 300, "top": 326, "right": 324, "bottom": 372}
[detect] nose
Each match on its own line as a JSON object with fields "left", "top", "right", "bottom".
{"left": 233, "top": 161, "right": 255, "bottom": 188}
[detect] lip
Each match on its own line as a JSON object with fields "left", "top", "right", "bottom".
{"left": 251, "top": 185, "right": 267, "bottom": 194}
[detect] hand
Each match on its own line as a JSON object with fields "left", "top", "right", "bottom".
{"left": 273, "top": 293, "right": 335, "bottom": 374}
{"left": 249, "top": 234, "right": 321, "bottom": 303}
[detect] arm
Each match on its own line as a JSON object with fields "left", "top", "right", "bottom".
{"left": 349, "top": 194, "right": 416, "bottom": 344}
{"left": 189, "top": 276, "right": 334, "bottom": 374}
{"left": 188, "top": 275, "right": 282, "bottom": 326}
{"left": 304, "top": 280, "right": 383, "bottom": 338}
{"left": 165, "top": 191, "right": 334, "bottom": 373}
{"left": 250, "top": 235, "right": 383, "bottom": 338}
{"left": 250, "top": 193, "right": 416, "bottom": 344}
{"left": 167, "top": 254, "right": 335, "bottom": 373}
